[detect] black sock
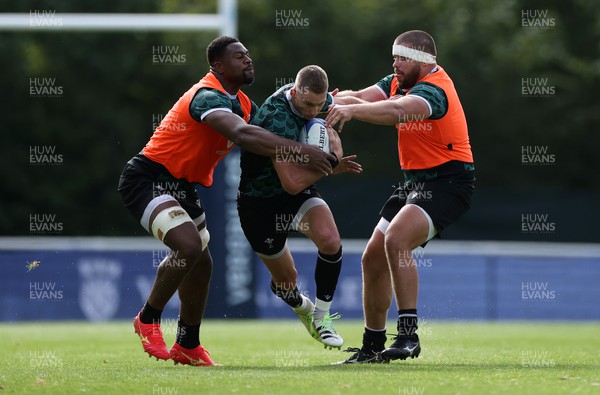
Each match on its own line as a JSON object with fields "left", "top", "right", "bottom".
{"left": 139, "top": 302, "right": 162, "bottom": 324}
{"left": 363, "top": 327, "right": 387, "bottom": 352}
{"left": 315, "top": 246, "right": 343, "bottom": 302}
{"left": 270, "top": 281, "right": 302, "bottom": 308}
{"left": 397, "top": 309, "right": 418, "bottom": 336}
{"left": 176, "top": 319, "right": 200, "bottom": 349}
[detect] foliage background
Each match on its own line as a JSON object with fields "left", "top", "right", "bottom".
{"left": 2, "top": 0, "right": 599, "bottom": 241}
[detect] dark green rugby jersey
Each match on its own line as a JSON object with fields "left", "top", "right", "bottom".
{"left": 189, "top": 87, "right": 258, "bottom": 122}
{"left": 239, "top": 84, "right": 333, "bottom": 198}
{"left": 375, "top": 73, "right": 448, "bottom": 119}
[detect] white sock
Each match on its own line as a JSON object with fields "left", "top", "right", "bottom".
{"left": 293, "top": 295, "right": 311, "bottom": 313}
{"left": 313, "top": 298, "right": 332, "bottom": 321}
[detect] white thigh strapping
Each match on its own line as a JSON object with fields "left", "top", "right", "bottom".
{"left": 194, "top": 213, "right": 209, "bottom": 251}
{"left": 193, "top": 213, "right": 206, "bottom": 227}
{"left": 151, "top": 206, "right": 194, "bottom": 242}
{"left": 375, "top": 204, "right": 437, "bottom": 242}
{"left": 198, "top": 226, "right": 210, "bottom": 251}
{"left": 140, "top": 194, "right": 177, "bottom": 232}
{"left": 409, "top": 204, "right": 437, "bottom": 241}
{"left": 375, "top": 217, "right": 390, "bottom": 235}
{"left": 292, "top": 197, "right": 327, "bottom": 231}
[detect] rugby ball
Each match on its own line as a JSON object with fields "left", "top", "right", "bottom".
{"left": 300, "top": 118, "right": 330, "bottom": 152}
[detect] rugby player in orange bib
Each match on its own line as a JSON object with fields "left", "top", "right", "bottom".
{"left": 118, "top": 36, "right": 336, "bottom": 366}
{"left": 326, "top": 30, "right": 475, "bottom": 363}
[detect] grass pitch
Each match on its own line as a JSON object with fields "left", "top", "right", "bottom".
{"left": 1, "top": 320, "right": 599, "bottom": 395}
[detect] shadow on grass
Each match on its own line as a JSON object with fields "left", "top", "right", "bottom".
{"left": 192, "top": 361, "right": 599, "bottom": 372}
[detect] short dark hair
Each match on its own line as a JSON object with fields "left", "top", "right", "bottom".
{"left": 395, "top": 30, "right": 437, "bottom": 56}
{"left": 295, "top": 65, "right": 328, "bottom": 94}
{"left": 206, "top": 36, "right": 239, "bottom": 66}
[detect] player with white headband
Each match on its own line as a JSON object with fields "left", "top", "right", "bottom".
{"left": 392, "top": 44, "right": 437, "bottom": 64}
{"left": 327, "top": 30, "right": 475, "bottom": 364}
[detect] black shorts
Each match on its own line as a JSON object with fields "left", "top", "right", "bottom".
{"left": 117, "top": 154, "right": 204, "bottom": 231}
{"left": 379, "top": 161, "right": 475, "bottom": 235}
{"left": 237, "top": 186, "right": 324, "bottom": 257}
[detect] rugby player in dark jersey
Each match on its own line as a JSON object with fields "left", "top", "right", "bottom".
{"left": 237, "top": 65, "right": 362, "bottom": 349}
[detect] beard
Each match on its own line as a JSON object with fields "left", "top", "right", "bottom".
{"left": 243, "top": 69, "right": 255, "bottom": 85}
{"left": 397, "top": 65, "right": 421, "bottom": 90}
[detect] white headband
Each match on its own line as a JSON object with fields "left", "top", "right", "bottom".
{"left": 392, "top": 45, "right": 437, "bottom": 64}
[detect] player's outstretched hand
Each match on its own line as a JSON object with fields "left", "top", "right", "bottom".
{"left": 299, "top": 144, "right": 336, "bottom": 175}
{"left": 332, "top": 155, "right": 362, "bottom": 175}
{"left": 325, "top": 104, "right": 354, "bottom": 133}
